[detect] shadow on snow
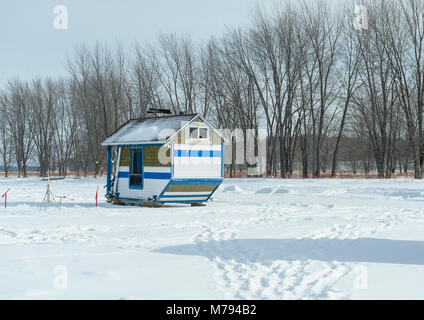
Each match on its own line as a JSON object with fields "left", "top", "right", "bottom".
{"left": 153, "top": 237, "right": 424, "bottom": 265}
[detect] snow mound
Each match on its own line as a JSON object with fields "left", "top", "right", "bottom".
{"left": 274, "top": 188, "right": 289, "bottom": 194}
{"left": 221, "top": 185, "right": 243, "bottom": 193}
{"left": 256, "top": 187, "right": 274, "bottom": 194}
{"left": 385, "top": 190, "right": 423, "bottom": 199}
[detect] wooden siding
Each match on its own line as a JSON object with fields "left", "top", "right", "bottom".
{"left": 211, "top": 131, "right": 223, "bottom": 145}
{"left": 167, "top": 184, "right": 217, "bottom": 192}
{"left": 144, "top": 145, "right": 171, "bottom": 167}
{"left": 120, "top": 147, "right": 129, "bottom": 166}
{"left": 171, "top": 117, "right": 223, "bottom": 145}
{"left": 172, "top": 130, "right": 185, "bottom": 144}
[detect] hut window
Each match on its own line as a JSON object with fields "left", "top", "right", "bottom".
{"left": 129, "top": 148, "right": 143, "bottom": 189}
{"left": 199, "top": 128, "right": 208, "bottom": 139}
{"left": 189, "top": 127, "right": 198, "bottom": 139}
{"left": 189, "top": 127, "right": 209, "bottom": 140}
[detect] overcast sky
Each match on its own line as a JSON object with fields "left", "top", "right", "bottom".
{"left": 0, "top": 0, "right": 281, "bottom": 87}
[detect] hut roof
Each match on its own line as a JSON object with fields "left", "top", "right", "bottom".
{"left": 101, "top": 114, "right": 198, "bottom": 146}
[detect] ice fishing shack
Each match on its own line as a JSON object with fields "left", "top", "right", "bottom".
{"left": 101, "top": 110, "right": 228, "bottom": 206}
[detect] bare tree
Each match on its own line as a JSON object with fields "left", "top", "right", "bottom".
{"left": 3, "top": 80, "right": 35, "bottom": 177}
{"left": 0, "top": 94, "right": 13, "bottom": 177}
{"left": 300, "top": 0, "right": 341, "bottom": 178}
{"left": 331, "top": 4, "right": 361, "bottom": 177}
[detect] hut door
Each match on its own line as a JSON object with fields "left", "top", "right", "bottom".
{"left": 129, "top": 148, "right": 143, "bottom": 189}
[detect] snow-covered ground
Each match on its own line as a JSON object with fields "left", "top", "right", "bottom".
{"left": 0, "top": 177, "right": 423, "bottom": 299}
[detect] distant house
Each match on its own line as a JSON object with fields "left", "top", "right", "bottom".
{"left": 101, "top": 113, "right": 228, "bottom": 206}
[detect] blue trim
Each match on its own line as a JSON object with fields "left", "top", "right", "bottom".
{"left": 115, "top": 146, "right": 120, "bottom": 193}
{"left": 106, "top": 146, "right": 112, "bottom": 193}
{"left": 118, "top": 172, "right": 129, "bottom": 178}
{"left": 115, "top": 143, "right": 165, "bottom": 148}
{"left": 176, "top": 150, "right": 187, "bottom": 157}
{"left": 158, "top": 180, "right": 173, "bottom": 199}
{"left": 206, "top": 184, "right": 221, "bottom": 202}
{"left": 118, "top": 171, "right": 170, "bottom": 180}
{"left": 175, "top": 150, "right": 221, "bottom": 157}
{"left": 144, "top": 172, "right": 171, "bottom": 179}
{"left": 221, "top": 144, "right": 223, "bottom": 178}
{"left": 160, "top": 194, "right": 211, "bottom": 198}
{"left": 129, "top": 147, "right": 144, "bottom": 190}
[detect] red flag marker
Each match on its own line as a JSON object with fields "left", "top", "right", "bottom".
{"left": 2, "top": 188, "right": 11, "bottom": 208}
{"left": 56, "top": 195, "right": 66, "bottom": 207}
{"left": 95, "top": 185, "right": 99, "bottom": 207}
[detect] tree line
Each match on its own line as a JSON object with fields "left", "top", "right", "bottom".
{"left": 1, "top": 0, "right": 423, "bottom": 178}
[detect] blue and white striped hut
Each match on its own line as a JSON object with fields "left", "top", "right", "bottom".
{"left": 101, "top": 113, "right": 228, "bottom": 206}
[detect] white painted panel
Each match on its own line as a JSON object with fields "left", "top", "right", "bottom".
{"left": 173, "top": 144, "right": 221, "bottom": 151}
{"left": 144, "top": 166, "right": 171, "bottom": 173}
{"left": 117, "top": 178, "right": 169, "bottom": 200}
{"left": 172, "top": 143, "right": 222, "bottom": 178}
{"left": 113, "top": 147, "right": 121, "bottom": 194}
{"left": 173, "top": 161, "right": 221, "bottom": 178}
{"left": 174, "top": 157, "right": 221, "bottom": 165}
{"left": 116, "top": 165, "right": 169, "bottom": 200}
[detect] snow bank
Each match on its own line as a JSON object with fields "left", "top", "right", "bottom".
{"left": 255, "top": 187, "right": 274, "bottom": 194}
